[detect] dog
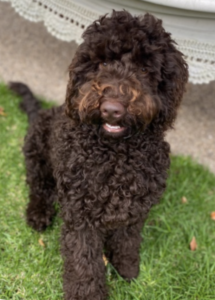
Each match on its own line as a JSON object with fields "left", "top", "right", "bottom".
{"left": 10, "top": 10, "right": 188, "bottom": 300}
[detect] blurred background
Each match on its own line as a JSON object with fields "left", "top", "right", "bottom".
{"left": 0, "top": 0, "right": 215, "bottom": 173}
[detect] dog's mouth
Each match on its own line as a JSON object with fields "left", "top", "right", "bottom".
{"left": 103, "top": 123, "right": 126, "bottom": 133}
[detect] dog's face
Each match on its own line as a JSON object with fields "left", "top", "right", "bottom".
{"left": 66, "top": 11, "right": 188, "bottom": 137}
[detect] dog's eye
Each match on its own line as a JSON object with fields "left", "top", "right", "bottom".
{"left": 99, "top": 62, "right": 107, "bottom": 69}
{"left": 141, "top": 68, "right": 148, "bottom": 75}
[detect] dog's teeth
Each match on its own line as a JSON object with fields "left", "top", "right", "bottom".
{"left": 106, "top": 123, "right": 120, "bottom": 129}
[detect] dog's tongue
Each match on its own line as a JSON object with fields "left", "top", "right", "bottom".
{"left": 103, "top": 123, "right": 125, "bottom": 133}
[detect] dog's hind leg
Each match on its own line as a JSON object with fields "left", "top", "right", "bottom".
{"left": 26, "top": 179, "right": 56, "bottom": 232}
{"left": 105, "top": 221, "right": 143, "bottom": 280}
{"left": 25, "top": 154, "right": 57, "bottom": 232}
{"left": 24, "top": 120, "right": 57, "bottom": 232}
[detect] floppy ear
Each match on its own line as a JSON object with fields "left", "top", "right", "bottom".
{"left": 156, "top": 44, "right": 188, "bottom": 130}
{"left": 65, "top": 40, "right": 99, "bottom": 120}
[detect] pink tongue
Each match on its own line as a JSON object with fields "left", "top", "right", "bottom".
{"left": 103, "top": 124, "right": 125, "bottom": 133}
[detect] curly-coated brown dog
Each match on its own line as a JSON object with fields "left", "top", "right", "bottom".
{"left": 10, "top": 10, "right": 188, "bottom": 300}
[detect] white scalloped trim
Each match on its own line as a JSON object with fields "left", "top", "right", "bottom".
{"left": 177, "top": 39, "right": 215, "bottom": 84}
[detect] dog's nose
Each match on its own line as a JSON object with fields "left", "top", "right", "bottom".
{"left": 100, "top": 101, "right": 125, "bottom": 121}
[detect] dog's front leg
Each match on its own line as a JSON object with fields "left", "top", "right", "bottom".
{"left": 61, "top": 224, "right": 107, "bottom": 300}
{"left": 105, "top": 221, "right": 143, "bottom": 281}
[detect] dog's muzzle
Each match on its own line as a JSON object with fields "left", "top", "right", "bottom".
{"left": 100, "top": 100, "right": 126, "bottom": 133}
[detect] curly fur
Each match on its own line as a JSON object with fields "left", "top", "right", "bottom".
{"left": 10, "top": 10, "right": 188, "bottom": 300}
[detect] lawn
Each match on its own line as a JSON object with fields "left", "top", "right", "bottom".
{"left": 0, "top": 82, "right": 215, "bottom": 300}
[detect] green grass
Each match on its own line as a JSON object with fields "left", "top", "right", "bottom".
{"left": 0, "top": 82, "right": 215, "bottom": 300}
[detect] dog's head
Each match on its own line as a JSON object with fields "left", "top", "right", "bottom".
{"left": 66, "top": 11, "right": 188, "bottom": 137}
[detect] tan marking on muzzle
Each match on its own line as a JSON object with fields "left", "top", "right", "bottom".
{"left": 128, "top": 94, "right": 158, "bottom": 123}
{"left": 119, "top": 84, "right": 140, "bottom": 103}
{"left": 78, "top": 83, "right": 101, "bottom": 112}
{"left": 92, "top": 82, "right": 117, "bottom": 97}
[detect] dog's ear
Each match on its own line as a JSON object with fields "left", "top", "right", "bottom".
{"left": 156, "top": 43, "right": 188, "bottom": 130}
{"left": 139, "top": 14, "right": 189, "bottom": 130}
{"left": 65, "top": 42, "right": 98, "bottom": 120}
{"left": 65, "top": 54, "right": 80, "bottom": 120}
{"left": 66, "top": 51, "right": 93, "bottom": 120}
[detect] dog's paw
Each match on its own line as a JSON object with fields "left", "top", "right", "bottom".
{"left": 115, "top": 262, "right": 139, "bottom": 281}
{"left": 26, "top": 206, "right": 55, "bottom": 232}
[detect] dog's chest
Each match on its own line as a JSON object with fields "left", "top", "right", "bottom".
{"left": 52, "top": 126, "right": 169, "bottom": 227}
{"left": 65, "top": 138, "right": 148, "bottom": 197}
{"left": 63, "top": 144, "right": 146, "bottom": 226}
